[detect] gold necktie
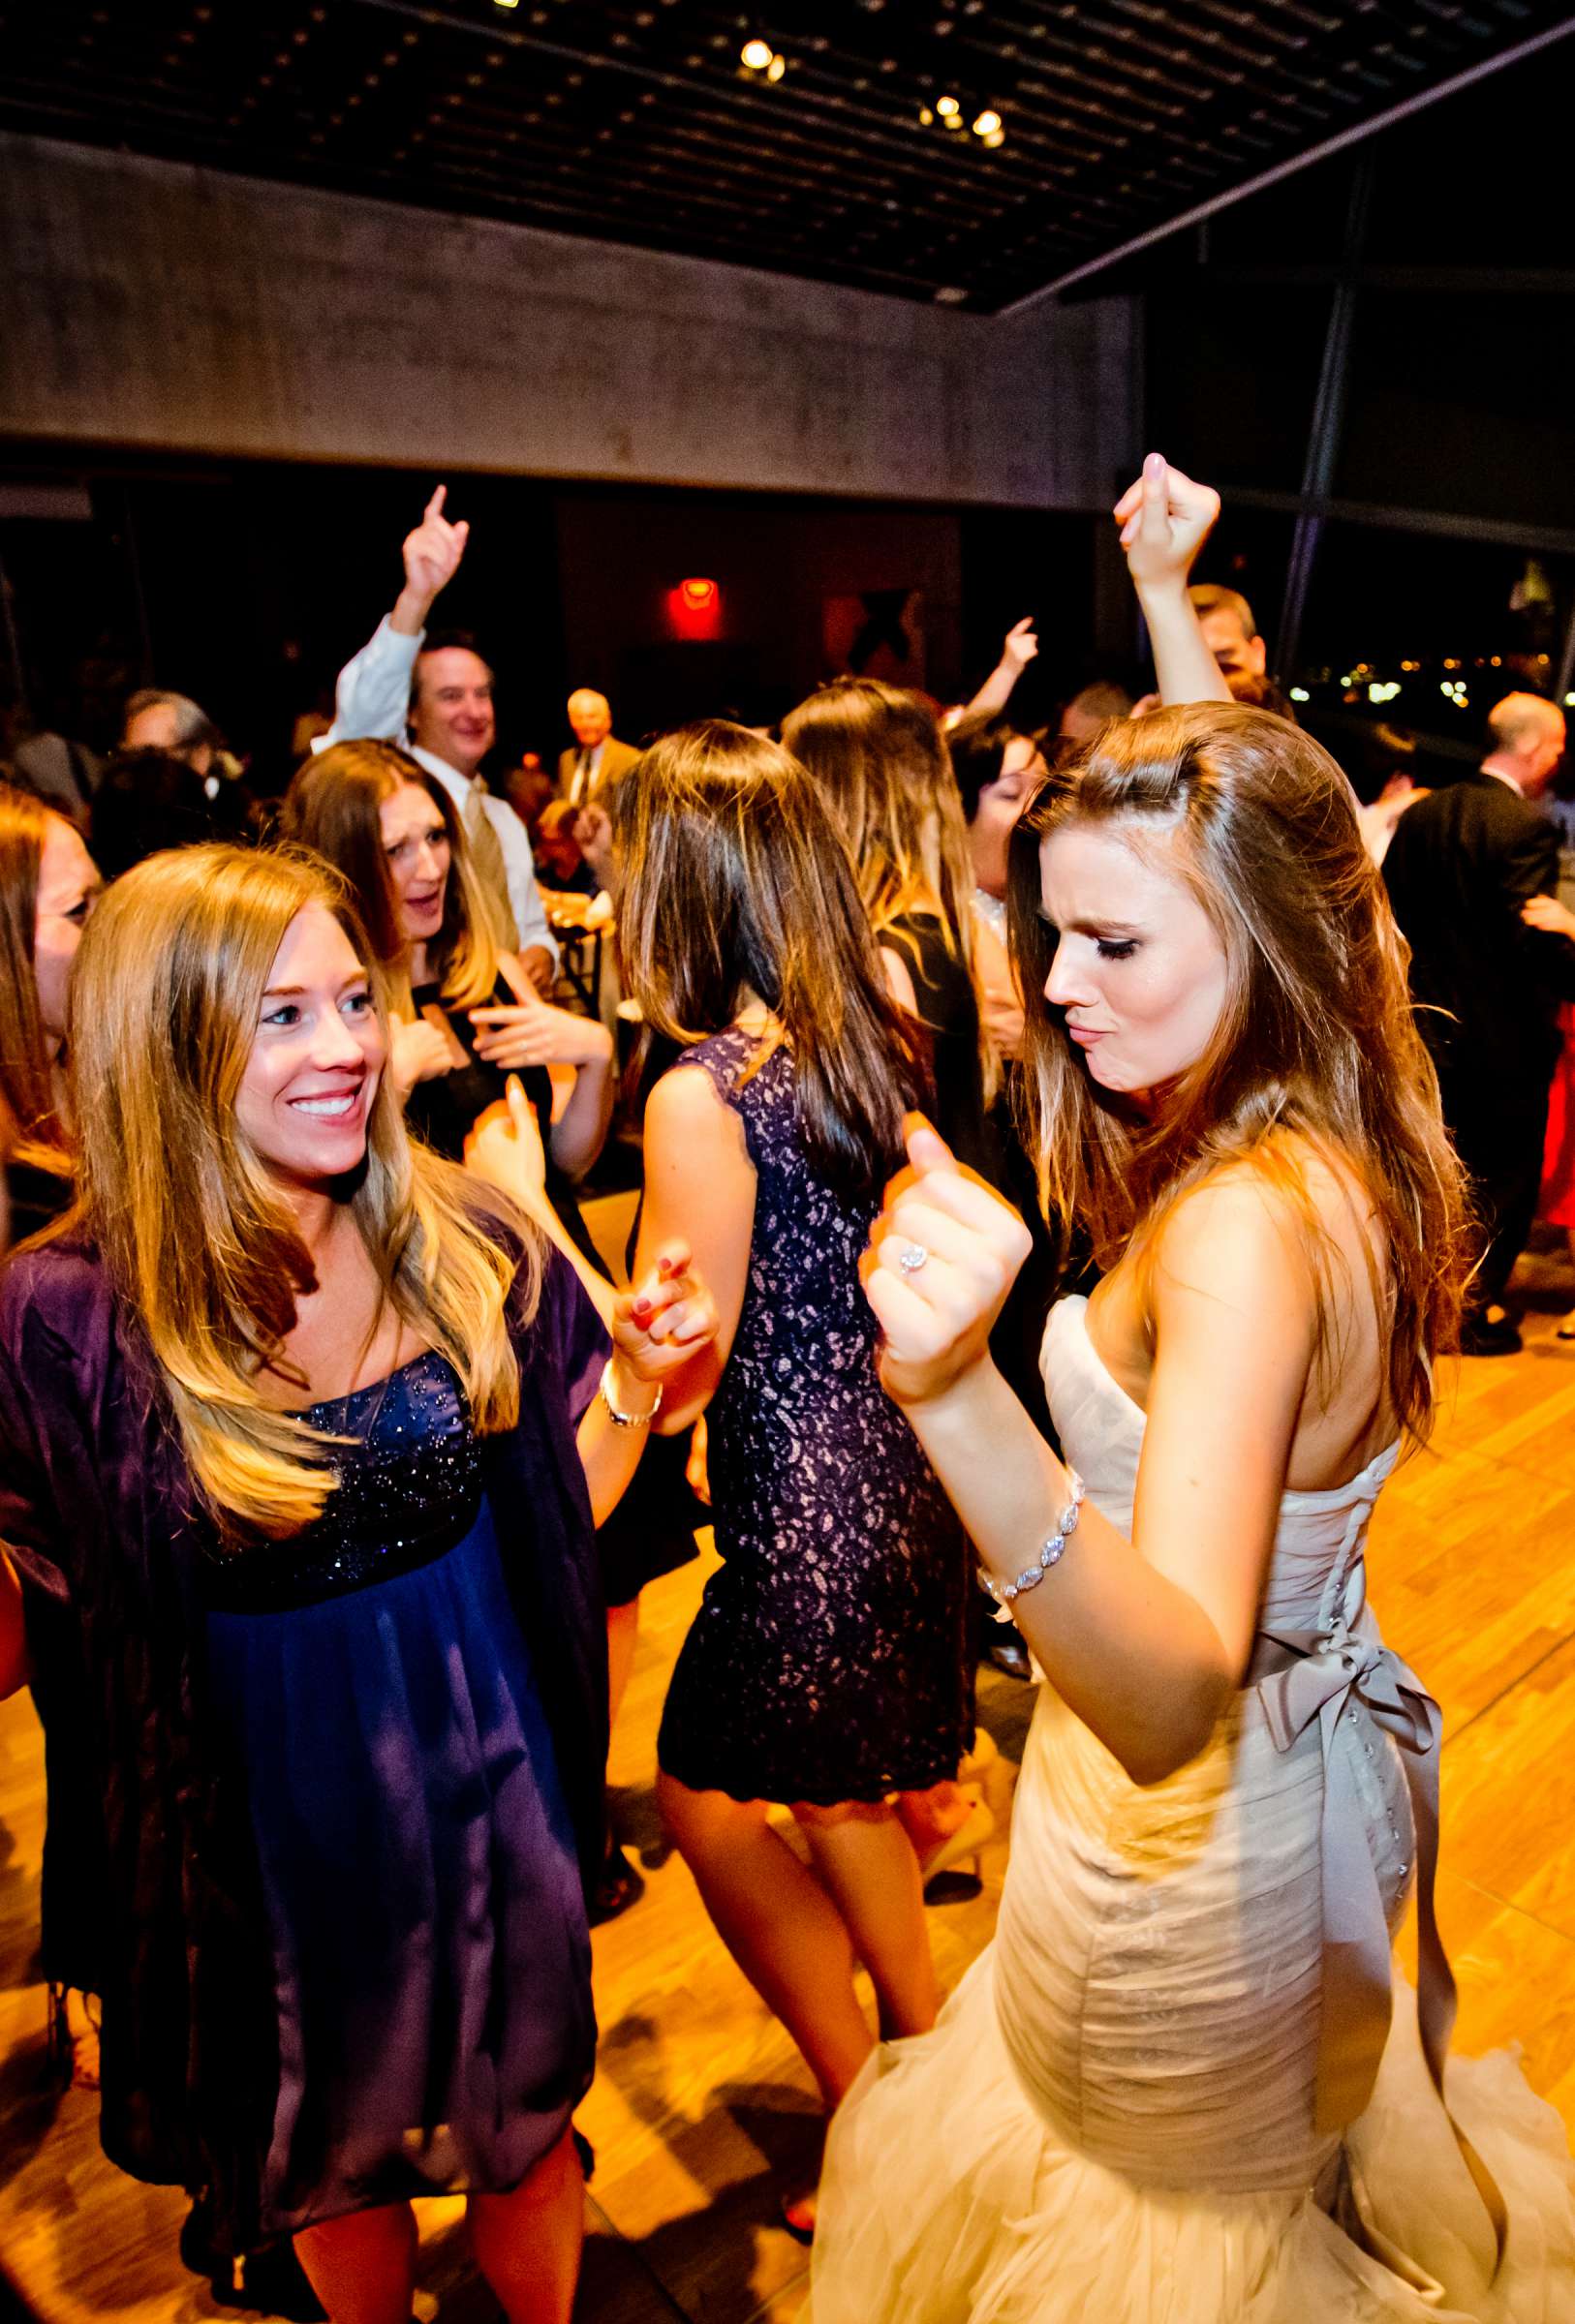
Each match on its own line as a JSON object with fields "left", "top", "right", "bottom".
{"left": 464, "top": 790, "right": 519, "bottom": 952}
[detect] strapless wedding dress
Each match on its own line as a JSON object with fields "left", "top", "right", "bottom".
{"left": 811, "top": 1297, "right": 1575, "bottom": 2320}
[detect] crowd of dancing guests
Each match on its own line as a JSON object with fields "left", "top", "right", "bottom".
{"left": 0, "top": 454, "right": 1573, "bottom": 2323}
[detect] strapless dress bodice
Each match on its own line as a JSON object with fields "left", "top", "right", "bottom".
{"left": 989, "top": 1298, "right": 1417, "bottom": 2193}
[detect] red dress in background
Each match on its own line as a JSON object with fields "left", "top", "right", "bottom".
{"left": 1542, "top": 1006, "right": 1575, "bottom": 1230}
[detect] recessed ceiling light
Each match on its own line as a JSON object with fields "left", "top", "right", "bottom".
{"left": 740, "top": 37, "right": 773, "bottom": 70}
{"left": 936, "top": 94, "right": 960, "bottom": 117}
{"left": 973, "top": 109, "right": 1001, "bottom": 135}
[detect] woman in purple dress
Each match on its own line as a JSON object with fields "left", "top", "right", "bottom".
{"left": 613, "top": 723, "right": 974, "bottom": 2231}
{"left": 0, "top": 842, "right": 715, "bottom": 2324}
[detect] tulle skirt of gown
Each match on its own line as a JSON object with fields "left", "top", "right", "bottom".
{"left": 811, "top": 1684, "right": 1575, "bottom": 2322}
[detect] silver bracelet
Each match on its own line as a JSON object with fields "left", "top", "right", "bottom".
{"left": 977, "top": 1470, "right": 1085, "bottom": 1606}
{"left": 599, "top": 1357, "right": 663, "bottom": 1429}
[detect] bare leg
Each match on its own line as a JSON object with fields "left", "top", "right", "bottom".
{"left": 606, "top": 1596, "right": 640, "bottom": 1728}
{"left": 468, "top": 2126, "right": 584, "bottom": 2324}
{"left": 794, "top": 1800, "right": 941, "bottom": 2042}
{"left": 293, "top": 2201, "right": 417, "bottom": 2324}
{"left": 656, "top": 1770, "right": 874, "bottom": 2107}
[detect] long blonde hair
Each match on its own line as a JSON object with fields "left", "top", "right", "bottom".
{"left": 0, "top": 783, "right": 74, "bottom": 1177}
{"left": 1007, "top": 703, "right": 1467, "bottom": 1442}
{"left": 281, "top": 741, "right": 505, "bottom": 1012}
{"left": 63, "top": 843, "right": 537, "bottom": 1538}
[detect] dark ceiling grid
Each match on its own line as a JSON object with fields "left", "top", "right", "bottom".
{"left": 0, "top": 0, "right": 1567, "bottom": 308}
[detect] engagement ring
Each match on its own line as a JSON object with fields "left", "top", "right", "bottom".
{"left": 898, "top": 1242, "right": 929, "bottom": 1276}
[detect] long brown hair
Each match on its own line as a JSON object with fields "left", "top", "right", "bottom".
{"left": 612, "top": 721, "right": 924, "bottom": 1199}
{"left": 64, "top": 843, "right": 537, "bottom": 1537}
{"left": 281, "top": 741, "right": 504, "bottom": 1010}
{"left": 0, "top": 782, "right": 74, "bottom": 1177}
{"left": 783, "top": 679, "right": 977, "bottom": 959}
{"left": 1007, "top": 702, "right": 1467, "bottom": 1441}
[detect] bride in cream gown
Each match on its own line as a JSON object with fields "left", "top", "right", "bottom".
{"left": 809, "top": 464, "right": 1575, "bottom": 2322}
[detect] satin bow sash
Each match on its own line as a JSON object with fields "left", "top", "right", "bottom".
{"left": 1252, "top": 1606, "right": 1507, "bottom": 2277}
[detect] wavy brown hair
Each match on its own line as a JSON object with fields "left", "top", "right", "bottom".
{"left": 281, "top": 740, "right": 504, "bottom": 1011}
{"left": 0, "top": 783, "right": 75, "bottom": 1180}
{"left": 783, "top": 680, "right": 977, "bottom": 955}
{"left": 63, "top": 843, "right": 537, "bottom": 1538}
{"left": 1006, "top": 702, "right": 1467, "bottom": 1441}
{"left": 612, "top": 721, "right": 925, "bottom": 1199}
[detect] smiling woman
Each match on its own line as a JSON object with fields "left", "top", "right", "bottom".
{"left": 235, "top": 904, "right": 385, "bottom": 1192}
{"left": 0, "top": 841, "right": 717, "bottom": 2322}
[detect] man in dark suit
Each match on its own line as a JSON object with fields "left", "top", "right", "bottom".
{"left": 1384, "top": 691, "right": 1575, "bottom": 1353}
{"left": 558, "top": 690, "right": 640, "bottom": 808}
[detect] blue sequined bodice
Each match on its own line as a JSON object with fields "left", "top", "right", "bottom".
{"left": 202, "top": 1353, "right": 481, "bottom": 1613}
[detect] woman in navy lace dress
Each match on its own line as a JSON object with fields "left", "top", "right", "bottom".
{"left": 610, "top": 723, "right": 973, "bottom": 2225}
{"left": 0, "top": 844, "right": 715, "bottom": 2324}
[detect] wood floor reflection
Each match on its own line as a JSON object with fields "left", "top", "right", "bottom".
{"left": 1, "top": 1216, "right": 1572, "bottom": 2322}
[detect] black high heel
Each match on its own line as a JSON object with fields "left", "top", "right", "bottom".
{"left": 180, "top": 2194, "right": 327, "bottom": 2322}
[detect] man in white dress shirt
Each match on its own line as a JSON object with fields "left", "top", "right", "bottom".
{"left": 319, "top": 487, "right": 557, "bottom": 993}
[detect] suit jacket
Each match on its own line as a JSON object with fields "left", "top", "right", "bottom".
{"left": 1382, "top": 769, "right": 1575, "bottom": 1102}
{"left": 558, "top": 734, "right": 641, "bottom": 805}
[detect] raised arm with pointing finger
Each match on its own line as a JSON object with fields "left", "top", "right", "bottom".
{"left": 961, "top": 616, "right": 1039, "bottom": 725}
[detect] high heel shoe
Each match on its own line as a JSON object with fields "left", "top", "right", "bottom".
{"left": 180, "top": 2195, "right": 326, "bottom": 2322}
{"left": 919, "top": 1793, "right": 995, "bottom": 1892}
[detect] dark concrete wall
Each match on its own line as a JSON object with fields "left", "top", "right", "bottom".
{"left": 0, "top": 134, "right": 1137, "bottom": 509}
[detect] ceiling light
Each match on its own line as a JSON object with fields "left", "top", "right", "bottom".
{"left": 942, "top": 111, "right": 965, "bottom": 130}
{"left": 494, "top": 0, "right": 519, "bottom": 9}
{"left": 982, "top": 126, "right": 1004, "bottom": 146}
{"left": 973, "top": 108, "right": 1001, "bottom": 135}
{"left": 740, "top": 37, "right": 773, "bottom": 69}
{"left": 766, "top": 50, "right": 786, "bottom": 79}
{"left": 936, "top": 94, "right": 960, "bottom": 117}
{"left": 918, "top": 105, "right": 934, "bottom": 124}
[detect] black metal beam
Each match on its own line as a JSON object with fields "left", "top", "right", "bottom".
{"left": 1003, "top": 13, "right": 1575, "bottom": 310}
{"left": 1228, "top": 488, "right": 1575, "bottom": 561}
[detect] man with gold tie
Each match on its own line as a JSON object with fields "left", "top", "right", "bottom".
{"left": 316, "top": 486, "right": 558, "bottom": 994}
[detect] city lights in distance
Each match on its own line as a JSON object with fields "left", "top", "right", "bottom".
{"left": 1368, "top": 681, "right": 1402, "bottom": 704}
{"left": 741, "top": 38, "right": 773, "bottom": 69}
{"left": 1289, "top": 687, "right": 1311, "bottom": 703}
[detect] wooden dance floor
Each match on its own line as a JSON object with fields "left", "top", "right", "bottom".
{"left": 2, "top": 1207, "right": 1574, "bottom": 2322}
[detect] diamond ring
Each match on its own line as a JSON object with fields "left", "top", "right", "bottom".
{"left": 897, "top": 1242, "right": 929, "bottom": 1276}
